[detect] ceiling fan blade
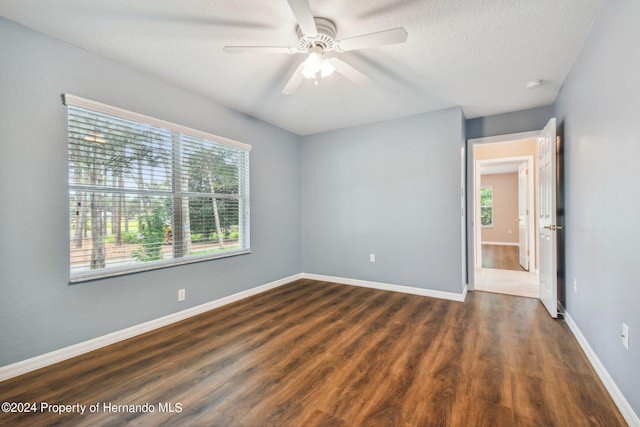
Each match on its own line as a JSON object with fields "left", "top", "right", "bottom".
{"left": 282, "top": 62, "right": 306, "bottom": 95}
{"left": 286, "top": 0, "right": 318, "bottom": 37}
{"left": 337, "top": 27, "right": 408, "bottom": 52}
{"left": 223, "top": 46, "right": 298, "bottom": 54}
{"left": 329, "top": 57, "right": 371, "bottom": 84}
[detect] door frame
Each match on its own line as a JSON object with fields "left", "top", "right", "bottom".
{"left": 466, "top": 131, "right": 539, "bottom": 291}
{"left": 474, "top": 154, "right": 535, "bottom": 271}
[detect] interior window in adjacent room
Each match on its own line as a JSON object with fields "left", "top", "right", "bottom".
{"left": 480, "top": 186, "right": 493, "bottom": 228}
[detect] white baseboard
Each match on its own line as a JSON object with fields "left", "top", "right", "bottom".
{"left": 564, "top": 311, "right": 640, "bottom": 427}
{"left": 0, "top": 272, "right": 468, "bottom": 382}
{"left": 8, "top": 274, "right": 633, "bottom": 424}
{"left": 301, "top": 273, "right": 468, "bottom": 302}
{"left": 0, "top": 273, "right": 303, "bottom": 382}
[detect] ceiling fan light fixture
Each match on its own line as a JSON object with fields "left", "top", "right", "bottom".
{"left": 320, "top": 58, "right": 335, "bottom": 77}
{"left": 301, "top": 46, "right": 335, "bottom": 80}
{"left": 224, "top": 2, "right": 409, "bottom": 95}
{"left": 302, "top": 50, "right": 322, "bottom": 78}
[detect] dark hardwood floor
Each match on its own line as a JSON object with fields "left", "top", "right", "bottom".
{"left": 0, "top": 279, "right": 625, "bottom": 426}
{"left": 482, "top": 244, "right": 525, "bottom": 271}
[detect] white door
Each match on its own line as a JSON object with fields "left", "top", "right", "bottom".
{"left": 537, "top": 118, "right": 559, "bottom": 318}
{"left": 518, "top": 162, "right": 529, "bottom": 270}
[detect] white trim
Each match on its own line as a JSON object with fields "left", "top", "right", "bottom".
{"left": 302, "top": 273, "right": 468, "bottom": 302}
{"left": 564, "top": 311, "right": 640, "bottom": 427}
{"left": 70, "top": 250, "right": 251, "bottom": 284}
{"left": 0, "top": 273, "right": 469, "bottom": 381}
{"left": 62, "top": 94, "right": 252, "bottom": 152}
{"left": 474, "top": 154, "right": 536, "bottom": 271}
{"left": 481, "top": 241, "right": 519, "bottom": 246}
{"left": 460, "top": 141, "right": 467, "bottom": 300}
{"left": 468, "top": 130, "right": 539, "bottom": 145}
{"left": 6, "top": 271, "right": 634, "bottom": 426}
{"left": 0, "top": 273, "right": 302, "bottom": 382}
{"left": 467, "top": 131, "right": 541, "bottom": 292}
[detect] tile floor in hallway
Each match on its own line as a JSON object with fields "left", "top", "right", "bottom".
{"left": 474, "top": 267, "right": 539, "bottom": 298}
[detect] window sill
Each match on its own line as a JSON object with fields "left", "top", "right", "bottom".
{"left": 69, "top": 249, "right": 251, "bottom": 284}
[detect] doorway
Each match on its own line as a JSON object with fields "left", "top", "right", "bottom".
{"left": 470, "top": 134, "right": 540, "bottom": 298}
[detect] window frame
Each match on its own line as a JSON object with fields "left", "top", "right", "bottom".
{"left": 480, "top": 185, "right": 494, "bottom": 228}
{"left": 64, "top": 94, "right": 251, "bottom": 283}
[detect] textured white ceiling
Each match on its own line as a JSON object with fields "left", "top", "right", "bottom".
{"left": 0, "top": 0, "right": 602, "bottom": 135}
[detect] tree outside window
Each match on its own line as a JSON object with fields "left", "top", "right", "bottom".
{"left": 480, "top": 186, "right": 493, "bottom": 228}
{"left": 66, "top": 96, "right": 250, "bottom": 282}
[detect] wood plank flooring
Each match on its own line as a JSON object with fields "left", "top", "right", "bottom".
{"left": 0, "top": 279, "right": 626, "bottom": 426}
{"left": 482, "top": 244, "right": 525, "bottom": 271}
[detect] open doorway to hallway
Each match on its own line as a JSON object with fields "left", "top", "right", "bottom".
{"left": 473, "top": 138, "right": 539, "bottom": 299}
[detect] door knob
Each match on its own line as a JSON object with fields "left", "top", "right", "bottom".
{"left": 543, "top": 225, "right": 563, "bottom": 231}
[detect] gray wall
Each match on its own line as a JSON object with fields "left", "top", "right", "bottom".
{"left": 301, "top": 108, "right": 465, "bottom": 294}
{"left": 555, "top": 0, "right": 640, "bottom": 415}
{"left": 466, "top": 105, "right": 554, "bottom": 140}
{"left": 0, "top": 18, "right": 302, "bottom": 366}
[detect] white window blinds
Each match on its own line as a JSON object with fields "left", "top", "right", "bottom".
{"left": 64, "top": 95, "right": 250, "bottom": 282}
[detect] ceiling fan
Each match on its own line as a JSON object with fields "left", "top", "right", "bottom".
{"left": 223, "top": 0, "right": 408, "bottom": 94}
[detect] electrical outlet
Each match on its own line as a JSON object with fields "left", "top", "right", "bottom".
{"left": 622, "top": 323, "right": 629, "bottom": 350}
{"left": 178, "top": 289, "right": 186, "bottom": 302}
{"left": 369, "top": 253, "right": 376, "bottom": 263}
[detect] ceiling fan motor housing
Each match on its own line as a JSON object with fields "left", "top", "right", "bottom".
{"left": 297, "top": 17, "right": 337, "bottom": 52}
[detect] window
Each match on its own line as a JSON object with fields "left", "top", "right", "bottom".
{"left": 480, "top": 186, "right": 493, "bottom": 228}
{"left": 64, "top": 95, "right": 251, "bottom": 282}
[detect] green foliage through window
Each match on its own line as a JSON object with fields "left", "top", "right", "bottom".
{"left": 480, "top": 186, "right": 493, "bottom": 227}
{"left": 66, "top": 95, "right": 250, "bottom": 281}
